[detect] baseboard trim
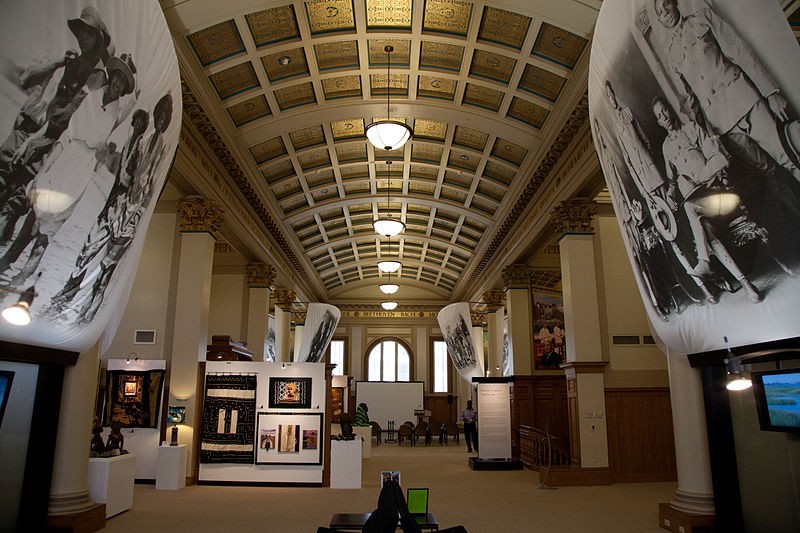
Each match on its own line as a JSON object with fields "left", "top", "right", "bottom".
{"left": 538, "top": 465, "right": 612, "bottom": 486}
{"left": 47, "top": 503, "right": 105, "bottom": 533}
{"left": 658, "top": 502, "right": 715, "bottom": 532}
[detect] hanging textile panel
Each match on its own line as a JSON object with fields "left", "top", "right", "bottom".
{"left": 200, "top": 374, "right": 257, "bottom": 464}
{"left": 103, "top": 369, "right": 164, "bottom": 428}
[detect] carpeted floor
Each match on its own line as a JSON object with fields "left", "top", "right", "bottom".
{"left": 102, "top": 441, "right": 676, "bottom": 532}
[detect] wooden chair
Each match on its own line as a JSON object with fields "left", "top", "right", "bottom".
{"left": 444, "top": 422, "right": 460, "bottom": 445}
{"left": 371, "top": 421, "right": 382, "bottom": 446}
{"left": 398, "top": 423, "right": 414, "bottom": 445}
{"left": 414, "top": 421, "right": 430, "bottom": 446}
{"left": 429, "top": 421, "right": 445, "bottom": 445}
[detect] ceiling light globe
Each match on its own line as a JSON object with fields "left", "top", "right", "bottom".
{"left": 373, "top": 218, "right": 405, "bottom": 237}
{"left": 377, "top": 260, "right": 402, "bottom": 273}
{"left": 2, "top": 302, "right": 31, "bottom": 326}
{"left": 366, "top": 120, "right": 413, "bottom": 151}
{"left": 381, "top": 301, "right": 398, "bottom": 311}
{"left": 379, "top": 283, "right": 399, "bottom": 295}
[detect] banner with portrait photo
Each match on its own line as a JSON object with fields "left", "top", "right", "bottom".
{"left": 589, "top": 0, "right": 800, "bottom": 354}
{"left": 0, "top": 1, "right": 180, "bottom": 351}
{"left": 437, "top": 302, "right": 484, "bottom": 382}
{"left": 295, "top": 303, "right": 340, "bottom": 363}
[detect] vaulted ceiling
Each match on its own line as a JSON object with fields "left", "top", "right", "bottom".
{"left": 159, "top": 0, "right": 800, "bottom": 308}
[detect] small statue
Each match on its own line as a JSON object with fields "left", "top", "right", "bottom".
{"left": 103, "top": 421, "right": 127, "bottom": 456}
{"left": 338, "top": 412, "right": 355, "bottom": 440}
{"left": 90, "top": 417, "right": 105, "bottom": 457}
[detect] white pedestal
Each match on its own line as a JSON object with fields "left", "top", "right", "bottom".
{"left": 353, "top": 426, "right": 371, "bottom": 459}
{"left": 88, "top": 453, "right": 137, "bottom": 518}
{"left": 156, "top": 445, "right": 188, "bottom": 490}
{"left": 330, "top": 439, "right": 362, "bottom": 489}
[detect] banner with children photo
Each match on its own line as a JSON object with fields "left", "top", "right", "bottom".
{"left": 0, "top": 1, "right": 180, "bottom": 351}
{"left": 534, "top": 293, "right": 565, "bottom": 369}
{"left": 589, "top": 0, "right": 800, "bottom": 354}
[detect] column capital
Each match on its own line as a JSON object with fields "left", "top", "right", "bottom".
{"left": 293, "top": 309, "right": 307, "bottom": 324}
{"left": 471, "top": 312, "right": 486, "bottom": 327}
{"left": 482, "top": 290, "right": 505, "bottom": 311}
{"left": 246, "top": 263, "right": 276, "bottom": 288}
{"left": 176, "top": 196, "right": 224, "bottom": 233}
{"left": 550, "top": 198, "right": 597, "bottom": 235}
{"left": 273, "top": 288, "right": 296, "bottom": 310}
{"left": 501, "top": 264, "right": 534, "bottom": 290}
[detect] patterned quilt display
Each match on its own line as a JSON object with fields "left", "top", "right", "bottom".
{"left": 200, "top": 374, "right": 257, "bottom": 464}
{"left": 103, "top": 369, "right": 164, "bottom": 428}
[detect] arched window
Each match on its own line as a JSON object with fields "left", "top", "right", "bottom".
{"left": 367, "top": 339, "right": 411, "bottom": 381}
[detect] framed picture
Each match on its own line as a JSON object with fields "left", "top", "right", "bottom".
{"left": 167, "top": 406, "right": 186, "bottom": 425}
{"left": 331, "top": 386, "right": 344, "bottom": 423}
{"left": 256, "top": 411, "right": 323, "bottom": 465}
{"left": 268, "top": 377, "right": 312, "bottom": 409}
{"left": 0, "top": 371, "right": 14, "bottom": 429}
{"left": 123, "top": 380, "right": 138, "bottom": 396}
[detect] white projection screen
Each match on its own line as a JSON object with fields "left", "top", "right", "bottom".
{"left": 355, "top": 381, "right": 424, "bottom": 429}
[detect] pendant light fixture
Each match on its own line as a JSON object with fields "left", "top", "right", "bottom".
{"left": 379, "top": 268, "right": 399, "bottom": 295}
{"left": 365, "top": 45, "right": 413, "bottom": 151}
{"left": 373, "top": 160, "right": 405, "bottom": 237}
{"left": 381, "top": 301, "right": 398, "bottom": 311}
{"left": 377, "top": 237, "right": 402, "bottom": 273}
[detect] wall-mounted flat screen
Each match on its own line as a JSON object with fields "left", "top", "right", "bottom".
{"left": 752, "top": 368, "right": 800, "bottom": 433}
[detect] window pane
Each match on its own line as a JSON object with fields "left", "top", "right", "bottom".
{"left": 397, "top": 344, "right": 410, "bottom": 381}
{"left": 383, "top": 341, "right": 396, "bottom": 382}
{"left": 368, "top": 345, "right": 381, "bottom": 381}
{"left": 433, "top": 341, "right": 448, "bottom": 392}
{"left": 330, "top": 340, "right": 344, "bottom": 376}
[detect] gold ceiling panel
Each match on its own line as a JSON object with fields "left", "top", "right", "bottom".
{"left": 382, "top": 146, "right": 406, "bottom": 161}
{"left": 311, "top": 187, "right": 339, "bottom": 203}
{"left": 261, "top": 47, "right": 309, "bottom": 82}
{"left": 531, "top": 270, "right": 562, "bottom": 292}
{"left": 245, "top": 5, "right": 301, "bottom": 48}
{"left": 518, "top": 64, "right": 566, "bottom": 102}
{"left": 532, "top": 22, "right": 587, "bottom": 70}
{"left": 417, "top": 76, "right": 457, "bottom": 100}
{"left": 470, "top": 195, "right": 497, "bottom": 216}
{"left": 331, "top": 119, "right": 366, "bottom": 141}
{"left": 452, "top": 126, "right": 488, "bottom": 151}
{"left": 412, "top": 119, "right": 447, "bottom": 142}
{"left": 443, "top": 170, "right": 471, "bottom": 189}
{"left": 336, "top": 142, "right": 367, "bottom": 163}
{"left": 469, "top": 49, "right": 516, "bottom": 85}
{"left": 368, "top": 40, "right": 411, "bottom": 67}
{"left": 280, "top": 194, "right": 310, "bottom": 215}
{"left": 289, "top": 125, "right": 326, "bottom": 150}
{"left": 422, "top": 0, "right": 473, "bottom": 37}
{"left": 274, "top": 81, "right": 317, "bottom": 110}
{"left": 369, "top": 73, "right": 409, "bottom": 96}
{"left": 210, "top": 62, "right": 259, "bottom": 100}
{"left": 343, "top": 181, "right": 371, "bottom": 195}
{"left": 298, "top": 148, "right": 333, "bottom": 171}
{"left": 411, "top": 144, "right": 443, "bottom": 164}
{"left": 477, "top": 6, "right": 530, "bottom": 50}
{"left": 307, "top": 168, "right": 336, "bottom": 187}
{"left": 476, "top": 179, "right": 505, "bottom": 202}
{"left": 250, "top": 136, "right": 287, "bottom": 164}
{"left": 482, "top": 159, "right": 515, "bottom": 185}
{"left": 409, "top": 180, "right": 436, "bottom": 197}
{"left": 272, "top": 178, "right": 303, "bottom": 200}
{"left": 462, "top": 83, "right": 504, "bottom": 111}
{"left": 439, "top": 186, "right": 467, "bottom": 204}
{"left": 314, "top": 41, "right": 360, "bottom": 71}
{"left": 187, "top": 19, "right": 245, "bottom": 67}
{"left": 339, "top": 164, "right": 369, "bottom": 180}
{"left": 322, "top": 75, "right": 363, "bottom": 100}
{"left": 262, "top": 159, "right": 296, "bottom": 183}
{"left": 447, "top": 150, "right": 479, "bottom": 172}
{"left": 365, "top": 0, "right": 413, "bottom": 30}
{"left": 507, "top": 96, "right": 549, "bottom": 129}
{"left": 228, "top": 95, "right": 271, "bottom": 127}
{"left": 419, "top": 41, "right": 464, "bottom": 72}
{"left": 491, "top": 138, "right": 528, "bottom": 166}
{"left": 304, "top": 0, "right": 356, "bottom": 35}
{"left": 410, "top": 164, "right": 439, "bottom": 181}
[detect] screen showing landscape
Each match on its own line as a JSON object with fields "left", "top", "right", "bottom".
{"left": 753, "top": 369, "right": 800, "bottom": 432}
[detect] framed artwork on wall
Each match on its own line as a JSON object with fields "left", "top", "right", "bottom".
{"left": 256, "top": 411, "right": 323, "bottom": 465}
{"left": 331, "top": 386, "right": 344, "bottom": 423}
{"left": 268, "top": 377, "right": 312, "bottom": 409}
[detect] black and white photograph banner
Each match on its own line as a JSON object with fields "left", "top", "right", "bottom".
{"left": 589, "top": 0, "right": 800, "bottom": 354}
{"left": 0, "top": 1, "right": 180, "bottom": 351}
{"left": 437, "top": 302, "right": 484, "bottom": 382}
{"left": 295, "top": 303, "right": 340, "bottom": 363}
{"left": 200, "top": 374, "right": 257, "bottom": 464}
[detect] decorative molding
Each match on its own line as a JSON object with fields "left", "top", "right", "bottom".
{"left": 470, "top": 312, "right": 486, "bottom": 327}
{"left": 176, "top": 197, "right": 224, "bottom": 233}
{"left": 482, "top": 290, "right": 505, "bottom": 311}
{"left": 246, "top": 263, "right": 276, "bottom": 288}
{"left": 273, "top": 288, "right": 296, "bottom": 309}
{"left": 501, "top": 264, "right": 534, "bottom": 290}
{"left": 292, "top": 310, "right": 307, "bottom": 324}
{"left": 550, "top": 198, "right": 597, "bottom": 235}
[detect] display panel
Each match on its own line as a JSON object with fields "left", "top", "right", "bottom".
{"left": 256, "top": 411, "right": 323, "bottom": 465}
{"left": 752, "top": 368, "right": 800, "bottom": 433}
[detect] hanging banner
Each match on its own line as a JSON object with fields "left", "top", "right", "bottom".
{"left": 437, "top": 303, "right": 483, "bottom": 382}
{"left": 0, "top": 1, "right": 180, "bottom": 352}
{"left": 295, "top": 303, "right": 340, "bottom": 363}
{"left": 589, "top": 0, "right": 800, "bottom": 354}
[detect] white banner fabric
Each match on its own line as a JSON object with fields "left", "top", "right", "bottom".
{"left": 437, "top": 302, "right": 483, "bottom": 382}
{"left": 296, "top": 303, "right": 341, "bottom": 363}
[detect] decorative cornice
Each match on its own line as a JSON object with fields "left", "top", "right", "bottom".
{"left": 246, "top": 263, "right": 276, "bottom": 288}
{"left": 176, "top": 197, "right": 224, "bottom": 233}
{"left": 502, "top": 264, "right": 534, "bottom": 290}
{"left": 482, "top": 290, "right": 505, "bottom": 311}
{"left": 550, "top": 198, "right": 597, "bottom": 235}
{"left": 273, "top": 288, "right": 296, "bottom": 310}
{"left": 470, "top": 312, "right": 486, "bottom": 327}
{"left": 180, "top": 80, "right": 315, "bottom": 291}
{"left": 468, "top": 92, "right": 590, "bottom": 287}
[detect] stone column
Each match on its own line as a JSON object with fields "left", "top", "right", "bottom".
{"left": 551, "top": 199, "right": 609, "bottom": 470}
{"left": 169, "top": 197, "right": 222, "bottom": 479}
{"left": 273, "top": 289, "right": 295, "bottom": 363}
{"left": 471, "top": 312, "right": 486, "bottom": 377}
{"left": 245, "top": 264, "right": 276, "bottom": 361}
{"left": 47, "top": 343, "right": 104, "bottom": 531}
{"left": 501, "top": 265, "right": 534, "bottom": 375}
{"left": 483, "top": 290, "right": 505, "bottom": 377}
{"left": 293, "top": 309, "right": 306, "bottom": 362}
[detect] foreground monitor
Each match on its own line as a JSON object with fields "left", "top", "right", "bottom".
{"left": 752, "top": 368, "right": 800, "bottom": 433}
